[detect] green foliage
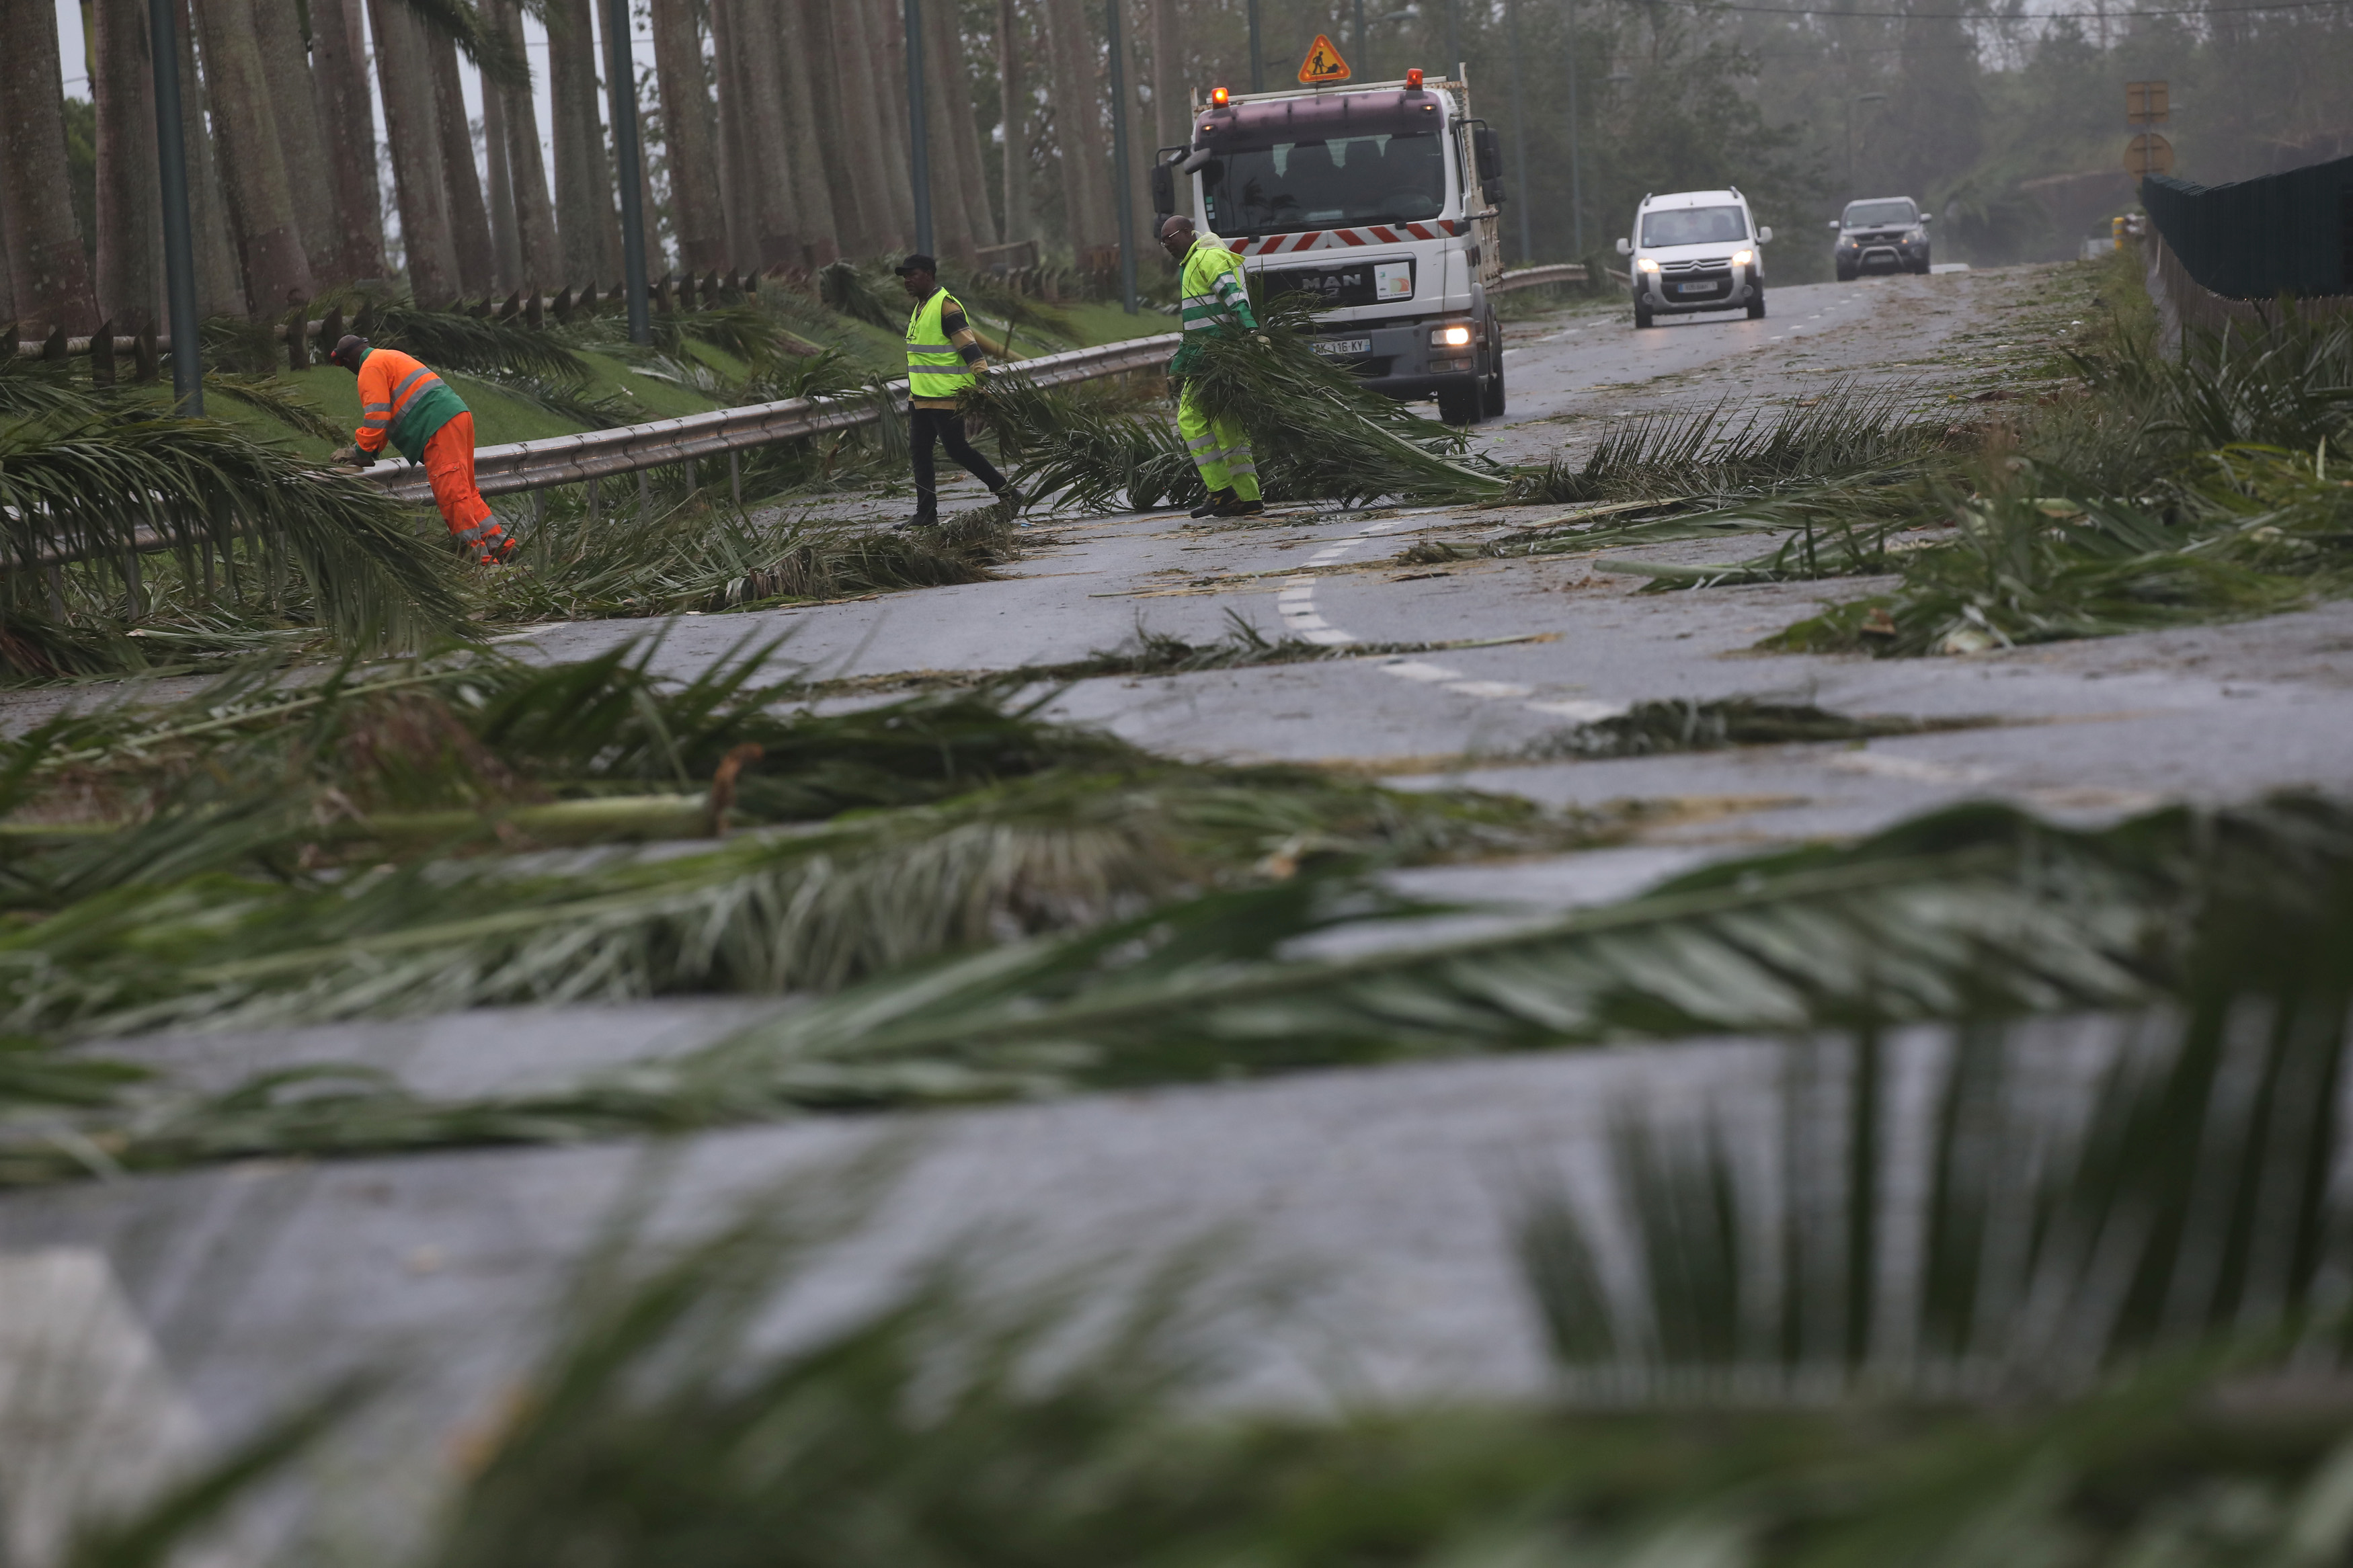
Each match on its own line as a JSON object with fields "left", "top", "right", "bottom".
{"left": 1516, "top": 696, "right": 1990, "bottom": 759}
{"left": 0, "top": 357, "right": 469, "bottom": 672}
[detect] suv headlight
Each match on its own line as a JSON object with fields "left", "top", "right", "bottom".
{"left": 1636, "top": 257, "right": 1660, "bottom": 273}
{"left": 1430, "top": 323, "right": 1474, "bottom": 347}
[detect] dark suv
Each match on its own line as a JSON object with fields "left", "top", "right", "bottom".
{"left": 1830, "top": 197, "right": 1930, "bottom": 280}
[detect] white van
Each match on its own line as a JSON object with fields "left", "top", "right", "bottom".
{"left": 1615, "top": 188, "right": 1772, "bottom": 328}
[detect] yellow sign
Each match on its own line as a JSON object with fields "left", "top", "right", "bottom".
{"left": 1298, "top": 34, "right": 1352, "bottom": 85}
{"left": 2125, "top": 131, "right": 2174, "bottom": 176}
{"left": 2126, "top": 81, "right": 2169, "bottom": 124}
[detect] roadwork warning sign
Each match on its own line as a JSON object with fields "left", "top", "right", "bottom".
{"left": 1298, "top": 34, "right": 1351, "bottom": 84}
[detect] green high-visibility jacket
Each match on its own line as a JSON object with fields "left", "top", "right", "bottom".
{"left": 905, "top": 288, "right": 978, "bottom": 400}
{"left": 1171, "top": 239, "right": 1257, "bottom": 376}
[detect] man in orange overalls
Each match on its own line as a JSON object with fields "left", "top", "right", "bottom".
{"left": 327, "top": 335, "right": 516, "bottom": 563}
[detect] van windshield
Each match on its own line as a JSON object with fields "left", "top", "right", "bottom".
{"left": 1844, "top": 200, "right": 1916, "bottom": 227}
{"left": 1202, "top": 132, "right": 1449, "bottom": 235}
{"left": 1638, "top": 206, "right": 1749, "bottom": 247}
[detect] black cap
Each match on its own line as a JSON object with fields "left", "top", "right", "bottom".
{"left": 893, "top": 254, "right": 939, "bottom": 276}
{"left": 329, "top": 334, "right": 369, "bottom": 370}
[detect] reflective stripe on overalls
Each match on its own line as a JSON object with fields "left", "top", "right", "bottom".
{"left": 905, "top": 289, "right": 972, "bottom": 400}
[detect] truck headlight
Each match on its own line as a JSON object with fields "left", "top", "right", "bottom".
{"left": 1732, "top": 249, "right": 1753, "bottom": 267}
{"left": 1636, "top": 257, "right": 1659, "bottom": 273}
{"left": 1431, "top": 324, "right": 1474, "bottom": 347}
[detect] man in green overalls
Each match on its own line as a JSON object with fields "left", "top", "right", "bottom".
{"left": 1160, "top": 214, "right": 1266, "bottom": 519}
{"left": 895, "top": 254, "right": 1022, "bottom": 530}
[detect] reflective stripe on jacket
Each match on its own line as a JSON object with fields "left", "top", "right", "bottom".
{"left": 353, "top": 347, "right": 469, "bottom": 463}
{"left": 1171, "top": 239, "right": 1257, "bottom": 375}
{"left": 905, "top": 288, "right": 977, "bottom": 401}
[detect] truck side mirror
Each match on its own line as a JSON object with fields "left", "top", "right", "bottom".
{"left": 1757, "top": 225, "right": 1772, "bottom": 243}
{"left": 1616, "top": 237, "right": 1632, "bottom": 256}
{"left": 1149, "top": 163, "right": 1176, "bottom": 218}
{"left": 1472, "top": 126, "right": 1503, "bottom": 181}
{"left": 1482, "top": 177, "right": 1507, "bottom": 206}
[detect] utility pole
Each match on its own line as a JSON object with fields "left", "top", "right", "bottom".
{"left": 1444, "top": 0, "right": 1459, "bottom": 75}
{"left": 1354, "top": 0, "right": 1367, "bottom": 71}
{"left": 1107, "top": 0, "right": 1138, "bottom": 313}
{"left": 1846, "top": 91, "right": 1886, "bottom": 188}
{"left": 1566, "top": 0, "right": 1582, "bottom": 256}
{"left": 1248, "top": 0, "right": 1263, "bottom": 90}
{"left": 1507, "top": 0, "right": 1531, "bottom": 261}
{"left": 906, "top": 0, "right": 935, "bottom": 257}
{"left": 147, "top": 0, "right": 201, "bottom": 413}
{"left": 602, "top": 0, "right": 651, "bottom": 343}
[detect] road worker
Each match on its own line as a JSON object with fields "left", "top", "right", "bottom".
{"left": 1160, "top": 214, "right": 1266, "bottom": 519}
{"left": 895, "top": 255, "right": 1023, "bottom": 530}
{"left": 326, "top": 335, "right": 516, "bottom": 563}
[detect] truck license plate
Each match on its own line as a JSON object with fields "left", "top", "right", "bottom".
{"left": 1314, "top": 338, "right": 1373, "bottom": 356}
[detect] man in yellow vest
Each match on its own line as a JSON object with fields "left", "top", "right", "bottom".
{"left": 1160, "top": 214, "right": 1266, "bottom": 518}
{"left": 895, "top": 254, "right": 1022, "bottom": 530}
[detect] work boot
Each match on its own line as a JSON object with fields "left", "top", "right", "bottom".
{"left": 992, "top": 485, "right": 1027, "bottom": 511}
{"left": 895, "top": 509, "right": 940, "bottom": 532}
{"left": 1188, "top": 489, "right": 1234, "bottom": 519}
{"left": 1213, "top": 495, "right": 1265, "bottom": 518}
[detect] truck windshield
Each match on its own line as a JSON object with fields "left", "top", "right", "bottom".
{"left": 1638, "top": 206, "right": 1749, "bottom": 247}
{"left": 1843, "top": 200, "right": 1916, "bottom": 227}
{"left": 1202, "top": 132, "right": 1448, "bottom": 235}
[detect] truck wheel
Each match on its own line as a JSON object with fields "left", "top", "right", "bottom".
{"left": 1436, "top": 381, "right": 1482, "bottom": 426}
{"left": 1481, "top": 358, "right": 1506, "bottom": 418}
{"left": 1634, "top": 301, "right": 1654, "bottom": 329}
{"left": 1747, "top": 289, "right": 1767, "bottom": 320}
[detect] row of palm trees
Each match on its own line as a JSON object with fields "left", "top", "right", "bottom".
{"left": 0, "top": 0, "right": 1200, "bottom": 337}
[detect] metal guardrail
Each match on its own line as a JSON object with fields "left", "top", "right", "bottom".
{"left": 356, "top": 332, "right": 1182, "bottom": 503}
{"left": 1492, "top": 263, "right": 1589, "bottom": 292}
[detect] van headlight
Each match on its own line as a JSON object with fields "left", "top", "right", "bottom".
{"left": 1636, "top": 257, "right": 1659, "bottom": 273}
{"left": 1732, "top": 249, "right": 1754, "bottom": 267}
{"left": 1430, "top": 323, "right": 1474, "bottom": 347}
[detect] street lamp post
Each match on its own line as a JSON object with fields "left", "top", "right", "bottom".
{"left": 1846, "top": 91, "right": 1886, "bottom": 188}
{"left": 906, "top": 0, "right": 935, "bottom": 259}
{"left": 1444, "top": 0, "right": 1459, "bottom": 75}
{"left": 1248, "top": 0, "right": 1263, "bottom": 90}
{"left": 602, "top": 0, "right": 650, "bottom": 343}
{"left": 1566, "top": 0, "right": 1581, "bottom": 257}
{"left": 1107, "top": 0, "right": 1138, "bottom": 313}
{"left": 1507, "top": 0, "right": 1531, "bottom": 261}
{"left": 147, "top": 0, "right": 202, "bottom": 411}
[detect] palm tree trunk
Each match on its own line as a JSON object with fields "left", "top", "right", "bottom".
{"left": 801, "top": 0, "right": 877, "bottom": 256}
{"left": 1148, "top": 0, "right": 1185, "bottom": 151}
{"left": 719, "top": 0, "right": 800, "bottom": 267}
{"left": 192, "top": 0, "right": 315, "bottom": 313}
{"left": 1040, "top": 0, "right": 1110, "bottom": 256}
{"left": 251, "top": 0, "right": 338, "bottom": 283}
{"left": 922, "top": 0, "right": 984, "bottom": 259}
{"left": 481, "top": 63, "right": 523, "bottom": 289}
{"left": 177, "top": 0, "right": 247, "bottom": 317}
{"left": 869, "top": 0, "right": 917, "bottom": 245}
{"left": 367, "top": 0, "right": 460, "bottom": 304}
{"left": 547, "top": 0, "right": 621, "bottom": 283}
{"left": 0, "top": 0, "right": 101, "bottom": 332}
{"left": 485, "top": 0, "right": 559, "bottom": 290}
{"left": 706, "top": 0, "right": 756, "bottom": 270}
{"left": 428, "top": 31, "right": 497, "bottom": 297}
{"left": 92, "top": 0, "right": 163, "bottom": 332}
{"left": 311, "top": 0, "right": 386, "bottom": 282}
{"left": 998, "top": 0, "right": 1028, "bottom": 246}
{"left": 649, "top": 0, "right": 725, "bottom": 272}
{"left": 829, "top": 0, "right": 908, "bottom": 253}
{"left": 770, "top": 0, "right": 838, "bottom": 263}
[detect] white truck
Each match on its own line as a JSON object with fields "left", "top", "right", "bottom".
{"left": 1150, "top": 67, "right": 1509, "bottom": 426}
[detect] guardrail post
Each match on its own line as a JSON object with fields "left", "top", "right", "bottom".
{"left": 729, "top": 450, "right": 742, "bottom": 507}
{"left": 639, "top": 472, "right": 652, "bottom": 515}
{"left": 588, "top": 477, "right": 600, "bottom": 524}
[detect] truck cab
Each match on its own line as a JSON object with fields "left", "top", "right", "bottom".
{"left": 1152, "top": 69, "right": 1508, "bottom": 426}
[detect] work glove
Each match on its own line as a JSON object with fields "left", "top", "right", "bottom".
{"left": 329, "top": 445, "right": 374, "bottom": 468}
{"left": 1253, "top": 333, "right": 1271, "bottom": 346}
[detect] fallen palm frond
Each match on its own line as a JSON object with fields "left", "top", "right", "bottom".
{"left": 202, "top": 372, "right": 342, "bottom": 440}
{"left": 817, "top": 259, "right": 910, "bottom": 331}
{"left": 967, "top": 292, "right": 1507, "bottom": 512}
{"left": 0, "top": 358, "right": 470, "bottom": 671}
{"left": 1515, "top": 696, "right": 1992, "bottom": 759}
{"left": 352, "top": 294, "right": 592, "bottom": 383}
{"left": 9, "top": 792, "right": 2349, "bottom": 1181}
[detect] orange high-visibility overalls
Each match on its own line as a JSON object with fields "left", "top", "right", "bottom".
{"left": 353, "top": 347, "right": 516, "bottom": 563}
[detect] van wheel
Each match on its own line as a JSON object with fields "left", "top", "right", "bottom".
{"left": 1481, "top": 358, "right": 1506, "bottom": 418}
{"left": 1747, "top": 290, "right": 1767, "bottom": 320}
{"left": 1436, "top": 382, "right": 1482, "bottom": 426}
{"left": 1634, "top": 302, "right": 1654, "bottom": 329}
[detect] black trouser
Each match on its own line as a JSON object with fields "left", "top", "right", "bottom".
{"left": 908, "top": 407, "right": 1008, "bottom": 519}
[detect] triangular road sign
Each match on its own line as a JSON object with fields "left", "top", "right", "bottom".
{"left": 1298, "top": 33, "right": 1352, "bottom": 84}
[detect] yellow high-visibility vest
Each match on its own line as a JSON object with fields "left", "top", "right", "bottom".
{"left": 905, "top": 288, "right": 973, "bottom": 399}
